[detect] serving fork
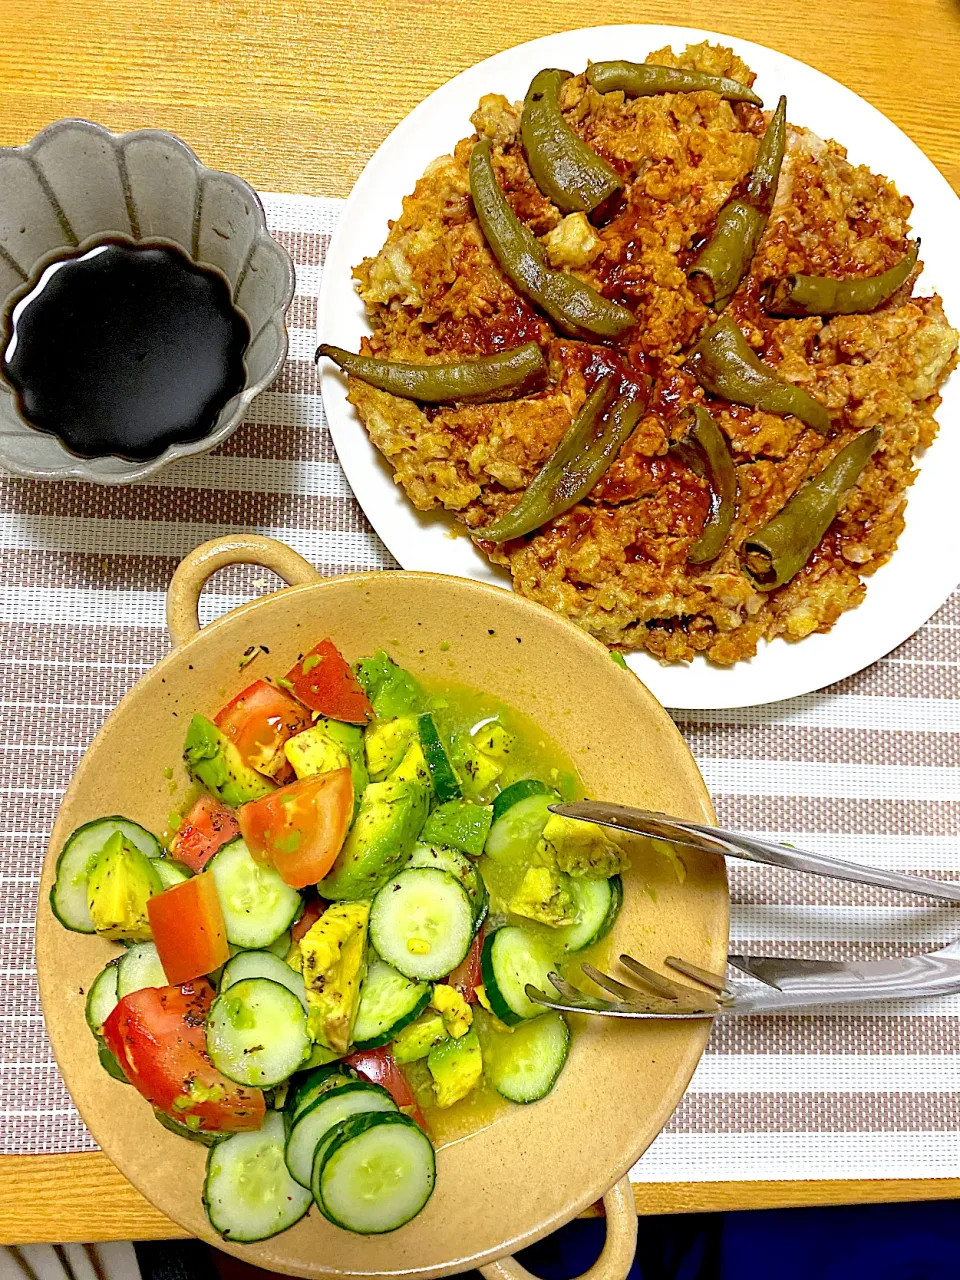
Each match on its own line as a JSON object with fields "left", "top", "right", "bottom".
{"left": 524, "top": 802, "right": 960, "bottom": 1019}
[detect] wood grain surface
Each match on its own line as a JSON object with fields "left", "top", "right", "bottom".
{"left": 3, "top": 0, "right": 960, "bottom": 1244}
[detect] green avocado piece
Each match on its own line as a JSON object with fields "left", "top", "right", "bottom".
{"left": 508, "top": 864, "right": 577, "bottom": 927}
{"left": 285, "top": 719, "right": 368, "bottom": 813}
{"left": 420, "top": 800, "right": 493, "bottom": 857}
{"left": 364, "top": 715, "right": 417, "bottom": 780}
{"left": 320, "top": 742, "right": 430, "bottom": 901}
{"left": 393, "top": 1011, "right": 448, "bottom": 1064}
{"left": 182, "top": 714, "right": 275, "bottom": 807}
{"left": 87, "top": 831, "right": 163, "bottom": 942}
{"left": 427, "top": 1027, "right": 482, "bottom": 1107}
{"left": 317, "top": 718, "right": 369, "bottom": 800}
{"left": 354, "top": 652, "right": 425, "bottom": 719}
{"left": 452, "top": 736, "right": 502, "bottom": 800}
{"left": 539, "top": 813, "right": 630, "bottom": 879}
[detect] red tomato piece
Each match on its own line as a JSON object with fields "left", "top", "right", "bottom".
{"left": 170, "top": 795, "right": 239, "bottom": 873}
{"left": 344, "top": 1047, "right": 426, "bottom": 1129}
{"left": 147, "top": 872, "right": 229, "bottom": 985}
{"left": 291, "top": 895, "right": 326, "bottom": 944}
{"left": 284, "top": 640, "right": 373, "bottom": 724}
{"left": 445, "top": 926, "right": 484, "bottom": 1004}
{"left": 238, "top": 768, "right": 354, "bottom": 888}
{"left": 101, "top": 979, "right": 264, "bottom": 1132}
{"left": 214, "top": 678, "right": 310, "bottom": 782}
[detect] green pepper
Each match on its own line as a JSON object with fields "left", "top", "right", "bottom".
{"left": 468, "top": 139, "right": 634, "bottom": 342}
{"left": 764, "top": 241, "right": 919, "bottom": 317}
{"left": 690, "top": 96, "right": 787, "bottom": 310}
{"left": 521, "top": 68, "right": 622, "bottom": 215}
{"left": 479, "top": 375, "right": 646, "bottom": 542}
{"left": 685, "top": 314, "right": 831, "bottom": 434}
{"left": 316, "top": 341, "right": 547, "bottom": 404}
{"left": 586, "top": 60, "right": 762, "bottom": 105}
{"left": 673, "top": 406, "right": 738, "bottom": 564}
{"left": 742, "top": 426, "right": 882, "bottom": 590}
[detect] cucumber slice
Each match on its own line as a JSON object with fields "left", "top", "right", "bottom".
{"left": 117, "top": 942, "right": 168, "bottom": 998}
{"left": 419, "top": 800, "right": 492, "bottom": 857}
{"left": 285, "top": 1080, "right": 396, "bottom": 1187}
{"left": 97, "top": 1040, "right": 129, "bottom": 1083}
{"left": 483, "top": 1010, "right": 569, "bottom": 1102}
{"left": 352, "top": 959, "right": 430, "bottom": 1050}
{"left": 155, "top": 859, "right": 191, "bottom": 889}
{"left": 417, "top": 714, "right": 462, "bottom": 802}
{"left": 314, "top": 1111, "right": 436, "bottom": 1235}
{"left": 484, "top": 791, "right": 558, "bottom": 863}
{"left": 370, "top": 868, "right": 473, "bottom": 982}
{"left": 85, "top": 960, "right": 120, "bottom": 1036}
{"left": 491, "top": 779, "right": 549, "bottom": 822}
{"left": 406, "top": 844, "right": 488, "bottom": 932}
{"left": 221, "top": 949, "right": 309, "bottom": 1013}
{"left": 50, "top": 817, "right": 162, "bottom": 934}
{"left": 559, "top": 875, "right": 623, "bottom": 952}
{"left": 208, "top": 837, "right": 302, "bottom": 949}
{"left": 266, "top": 929, "right": 292, "bottom": 960}
{"left": 207, "top": 977, "right": 311, "bottom": 1087}
{"left": 480, "top": 925, "right": 555, "bottom": 1024}
{"left": 154, "top": 1108, "right": 227, "bottom": 1147}
{"left": 204, "top": 1110, "right": 312, "bottom": 1242}
{"left": 288, "top": 1064, "right": 355, "bottom": 1123}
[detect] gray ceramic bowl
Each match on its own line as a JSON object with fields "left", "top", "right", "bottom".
{"left": 0, "top": 119, "right": 295, "bottom": 483}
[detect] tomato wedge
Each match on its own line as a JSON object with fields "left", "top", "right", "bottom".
{"left": 291, "top": 895, "right": 326, "bottom": 945}
{"left": 214, "top": 679, "right": 310, "bottom": 782}
{"left": 147, "top": 872, "right": 229, "bottom": 985}
{"left": 446, "top": 926, "right": 484, "bottom": 1004}
{"left": 344, "top": 1047, "right": 426, "bottom": 1128}
{"left": 102, "top": 979, "right": 264, "bottom": 1132}
{"left": 238, "top": 767, "right": 354, "bottom": 888}
{"left": 285, "top": 640, "right": 373, "bottom": 724}
{"left": 170, "top": 794, "right": 239, "bottom": 873}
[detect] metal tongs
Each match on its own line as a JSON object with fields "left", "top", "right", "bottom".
{"left": 524, "top": 802, "right": 960, "bottom": 1019}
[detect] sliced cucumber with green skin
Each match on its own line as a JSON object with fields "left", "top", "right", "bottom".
{"left": 406, "top": 844, "right": 488, "bottom": 932}
{"left": 483, "top": 1010, "right": 569, "bottom": 1103}
{"left": 220, "top": 950, "right": 309, "bottom": 1013}
{"left": 370, "top": 868, "right": 473, "bottom": 982}
{"left": 481, "top": 925, "right": 555, "bottom": 1024}
{"left": 50, "top": 817, "right": 162, "bottom": 934}
{"left": 85, "top": 960, "right": 120, "bottom": 1036}
{"left": 117, "top": 942, "right": 168, "bottom": 998}
{"left": 352, "top": 958, "right": 430, "bottom": 1050}
{"left": 285, "top": 1080, "right": 396, "bottom": 1188}
{"left": 206, "top": 978, "right": 311, "bottom": 1088}
{"left": 417, "top": 714, "right": 462, "bottom": 802}
{"left": 419, "top": 800, "right": 493, "bottom": 857}
{"left": 491, "top": 778, "right": 549, "bottom": 823}
{"left": 204, "top": 1110, "right": 312, "bottom": 1242}
{"left": 559, "top": 875, "right": 623, "bottom": 952}
{"left": 208, "top": 837, "right": 302, "bottom": 949}
{"left": 154, "top": 1108, "right": 227, "bottom": 1147}
{"left": 485, "top": 791, "right": 558, "bottom": 863}
{"left": 97, "top": 1040, "right": 129, "bottom": 1083}
{"left": 314, "top": 1111, "right": 436, "bottom": 1235}
{"left": 154, "top": 859, "right": 192, "bottom": 889}
{"left": 266, "top": 929, "right": 292, "bottom": 960}
{"left": 287, "top": 1064, "right": 355, "bottom": 1123}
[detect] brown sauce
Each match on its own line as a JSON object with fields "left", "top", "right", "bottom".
{"left": 1, "top": 238, "right": 250, "bottom": 461}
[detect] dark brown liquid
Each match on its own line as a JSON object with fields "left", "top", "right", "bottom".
{"left": 1, "top": 238, "right": 250, "bottom": 461}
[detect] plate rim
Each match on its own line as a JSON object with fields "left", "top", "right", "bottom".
{"left": 317, "top": 21, "right": 960, "bottom": 711}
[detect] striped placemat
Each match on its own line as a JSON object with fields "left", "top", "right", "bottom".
{"left": 2, "top": 192, "right": 958, "bottom": 1183}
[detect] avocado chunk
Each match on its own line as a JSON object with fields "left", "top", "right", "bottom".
{"left": 430, "top": 983, "right": 473, "bottom": 1038}
{"left": 539, "top": 814, "right": 630, "bottom": 879}
{"left": 299, "top": 901, "right": 370, "bottom": 1055}
{"left": 420, "top": 800, "right": 493, "bottom": 857}
{"left": 183, "top": 714, "right": 275, "bottom": 807}
{"left": 285, "top": 724, "right": 349, "bottom": 777}
{"left": 354, "top": 652, "right": 424, "bottom": 719}
{"left": 364, "top": 715, "right": 417, "bottom": 780}
{"left": 427, "top": 1027, "right": 482, "bottom": 1107}
{"left": 452, "top": 736, "right": 502, "bottom": 800}
{"left": 471, "top": 719, "right": 515, "bottom": 760}
{"left": 392, "top": 1011, "right": 448, "bottom": 1064}
{"left": 320, "top": 742, "right": 430, "bottom": 901}
{"left": 508, "top": 863, "right": 577, "bottom": 927}
{"left": 86, "top": 830, "right": 163, "bottom": 942}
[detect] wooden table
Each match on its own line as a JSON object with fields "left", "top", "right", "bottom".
{"left": 2, "top": 0, "right": 960, "bottom": 1246}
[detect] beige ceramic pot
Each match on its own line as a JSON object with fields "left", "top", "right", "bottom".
{"left": 36, "top": 535, "right": 728, "bottom": 1280}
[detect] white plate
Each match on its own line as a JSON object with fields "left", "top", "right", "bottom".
{"left": 318, "top": 24, "right": 960, "bottom": 710}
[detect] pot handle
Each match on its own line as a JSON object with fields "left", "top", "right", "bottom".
{"left": 480, "top": 1178, "right": 637, "bottom": 1280}
{"left": 166, "top": 535, "right": 320, "bottom": 647}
